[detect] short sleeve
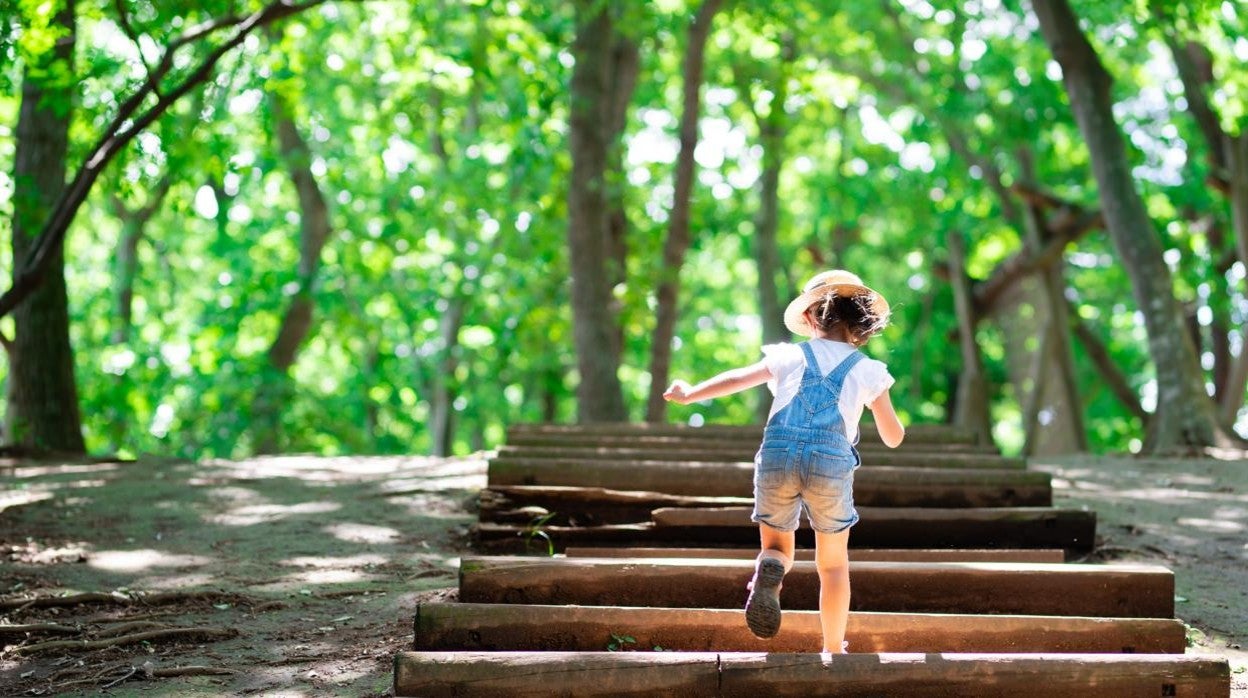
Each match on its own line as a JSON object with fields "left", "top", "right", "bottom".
{"left": 761, "top": 343, "right": 803, "bottom": 396}
{"left": 859, "top": 358, "right": 895, "bottom": 404}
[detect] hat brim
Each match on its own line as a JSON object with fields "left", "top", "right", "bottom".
{"left": 783, "top": 283, "right": 890, "bottom": 337}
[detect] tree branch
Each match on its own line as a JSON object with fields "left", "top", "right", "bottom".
{"left": 0, "top": 0, "right": 332, "bottom": 320}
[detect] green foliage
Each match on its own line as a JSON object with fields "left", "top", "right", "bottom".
{"left": 2, "top": 0, "right": 1245, "bottom": 458}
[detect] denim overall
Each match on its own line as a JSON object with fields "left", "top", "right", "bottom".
{"left": 751, "top": 342, "right": 863, "bottom": 533}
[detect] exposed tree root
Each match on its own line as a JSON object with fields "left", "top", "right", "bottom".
{"left": 0, "top": 622, "right": 78, "bottom": 636}
{"left": 11, "top": 625, "right": 238, "bottom": 655}
{"left": 0, "top": 589, "right": 242, "bottom": 612}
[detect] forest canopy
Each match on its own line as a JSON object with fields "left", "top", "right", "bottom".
{"left": 1, "top": 0, "right": 1246, "bottom": 459}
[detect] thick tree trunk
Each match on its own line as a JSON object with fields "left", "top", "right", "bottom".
{"left": 567, "top": 1, "right": 628, "bottom": 423}
{"left": 1032, "top": 0, "right": 1229, "bottom": 451}
{"left": 252, "top": 87, "right": 332, "bottom": 454}
{"left": 645, "top": 0, "right": 723, "bottom": 422}
{"left": 5, "top": 2, "right": 84, "bottom": 453}
{"left": 605, "top": 37, "right": 640, "bottom": 365}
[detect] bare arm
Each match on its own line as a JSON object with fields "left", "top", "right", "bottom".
{"left": 663, "top": 361, "right": 773, "bottom": 405}
{"left": 868, "top": 389, "right": 905, "bottom": 448}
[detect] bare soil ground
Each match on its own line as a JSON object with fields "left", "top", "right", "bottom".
{"left": 1, "top": 451, "right": 1245, "bottom": 696}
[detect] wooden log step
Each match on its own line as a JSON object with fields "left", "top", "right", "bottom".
{"left": 415, "top": 602, "right": 1187, "bottom": 653}
{"left": 480, "top": 472, "right": 1049, "bottom": 524}
{"left": 500, "top": 437, "right": 1000, "bottom": 457}
{"left": 394, "top": 651, "right": 1230, "bottom": 697}
{"left": 472, "top": 506, "right": 1096, "bottom": 554}
{"left": 494, "top": 448, "right": 1024, "bottom": 471}
{"left": 563, "top": 546, "right": 1067, "bottom": 563}
{"left": 507, "top": 421, "right": 983, "bottom": 446}
{"left": 457, "top": 557, "right": 1174, "bottom": 618}
{"left": 651, "top": 506, "right": 1097, "bottom": 552}
{"left": 496, "top": 437, "right": 1003, "bottom": 459}
{"left": 488, "top": 460, "right": 1035, "bottom": 500}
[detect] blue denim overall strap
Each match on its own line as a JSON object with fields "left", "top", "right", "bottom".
{"left": 752, "top": 341, "right": 865, "bottom": 533}
{"left": 762, "top": 342, "right": 864, "bottom": 448}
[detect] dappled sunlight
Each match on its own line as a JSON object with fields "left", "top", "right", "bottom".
{"left": 255, "top": 568, "right": 384, "bottom": 589}
{"left": 324, "top": 522, "right": 401, "bottom": 544}
{"left": 1176, "top": 517, "right": 1244, "bottom": 534}
{"left": 0, "top": 490, "right": 53, "bottom": 513}
{"left": 283, "top": 553, "right": 390, "bottom": 569}
{"left": 207, "top": 501, "right": 341, "bottom": 526}
{"left": 140, "top": 572, "right": 220, "bottom": 589}
{"left": 89, "top": 549, "right": 215, "bottom": 572}
{"left": 9, "top": 462, "right": 121, "bottom": 478}
{"left": 203, "top": 454, "right": 489, "bottom": 485}
{"left": 203, "top": 485, "right": 268, "bottom": 505}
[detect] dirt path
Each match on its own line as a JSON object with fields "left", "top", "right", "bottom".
{"left": 1, "top": 455, "right": 484, "bottom": 696}
{"left": 2, "top": 451, "right": 1245, "bottom": 696}
{"left": 1031, "top": 454, "right": 1248, "bottom": 693}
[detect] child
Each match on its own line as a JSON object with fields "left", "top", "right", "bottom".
{"left": 663, "top": 269, "right": 904, "bottom": 654}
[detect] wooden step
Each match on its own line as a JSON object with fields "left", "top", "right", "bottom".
{"left": 505, "top": 433, "right": 1002, "bottom": 455}
{"left": 507, "top": 421, "right": 983, "bottom": 446}
{"left": 394, "top": 651, "right": 1230, "bottom": 697}
{"left": 473, "top": 506, "right": 1097, "bottom": 553}
{"left": 563, "top": 546, "right": 1067, "bottom": 563}
{"left": 487, "top": 461, "right": 1038, "bottom": 500}
{"left": 652, "top": 506, "right": 1096, "bottom": 552}
{"left": 481, "top": 472, "right": 1049, "bottom": 523}
{"left": 457, "top": 557, "right": 1174, "bottom": 617}
{"left": 498, "top": 444, "right": 1007, "bottom": 465}
{"left": 415, "top": 602, "right": 1187, "bottom": 653}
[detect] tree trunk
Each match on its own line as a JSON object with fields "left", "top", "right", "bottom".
{"left": 429, "top": 297, "right": 465, "bottom": 457}
{"left": 946, "top": 231, "right": 993, "bottom": 444}
{"left": 252, "top": 86, "right": 332, "bottom": 454}
{"left": 605, "top": 36, "right": 640, "bottom": 365}
{"left": 5, "top": 1, "right": 85, "bottom": 453}
{"left": 567, "top": 0, "right": 628, "bottom": 423}
{"left": 1032, "top": 0, "right": 1229, "bottom": 451}
{"left": 1016, "top": 150, "right": 1086, "bottom": 454}
{"left": 109, "top": 175, "right": 171, "bottom": 345}
{"left": 1221, "top": 132, "right": 1248, "bottom": 425}
{"left": 1067, "top": 303, "right": 1149, "bottom": 422}
{"left": 645, "top": 0, "right": 723, "bottom": 422}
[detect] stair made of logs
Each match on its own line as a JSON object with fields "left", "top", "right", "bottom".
{"left": 394, "top": 422, "right": 1231, "bottom": 697}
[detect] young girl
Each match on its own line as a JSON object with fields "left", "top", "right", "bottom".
{"left": 664, "top": 269, "right": 905, "bottom": 654}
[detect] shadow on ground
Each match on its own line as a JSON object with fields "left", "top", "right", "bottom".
{"left": 0, "top": 453, "right": 487, "bottom": 696}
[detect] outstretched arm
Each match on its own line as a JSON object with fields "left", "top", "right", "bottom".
{"left": 868, "top": 389, "right": 905, "bottom": 448}
{"left": 664, "top": 361, "right": 773, "bottom": 405}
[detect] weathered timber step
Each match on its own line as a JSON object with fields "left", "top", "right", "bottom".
{"left": 488, "top": 460, "right": 1034, "bottom": 500}
{"left": 563, "top": 546, "right": 1067, "bottom": 563}
{"left": 481, "top": 476, "right": 1048, "bottom": 525}
{"left": 394, "top": 651, "right": 1231, "bottom": 698}
{"left": 507, "top": 421, "right": 983, "bottom": 446}
{"left": 474, "top": 507, "right": 1096, "bottom": 553}
{"left": 505, "top": 433, "right": 1002, "bottom": 455}
{"left": 415, "top": 602, "right": 1187, "bottom": 653}
{"left": 498, "top": 444, "right": 1003, "bottom": 464}
{"left": 457, "top": 557, "right": 1173, "bottom": 617}
{"left": 491, "top": 442, "right": 1008, "bottom": 464}
{"left": 652, "top": 506, "right": 1096, "bottom": 552}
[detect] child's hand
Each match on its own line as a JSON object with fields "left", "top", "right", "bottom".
{"left": 663, "top": 380, "right": 693, "bottom": 404}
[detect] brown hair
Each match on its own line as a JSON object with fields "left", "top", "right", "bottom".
{"left": 808, "top": 293, "right": 889, "bottom": 344}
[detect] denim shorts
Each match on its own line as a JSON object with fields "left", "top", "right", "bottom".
{"left": 751, "top": 440, "right": 859, "bottom": 534}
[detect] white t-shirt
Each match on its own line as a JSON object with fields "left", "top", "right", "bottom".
{"left": 760, "top": 338, "right": 894, "bottom": 443}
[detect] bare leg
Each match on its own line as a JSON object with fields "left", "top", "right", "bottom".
{"left": 814, "top": 528, "right": 851, "bottom": 653}
{"left": 759, "top": 524, "right": 795, "bottom": 565}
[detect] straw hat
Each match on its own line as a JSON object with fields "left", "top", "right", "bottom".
{"left": 783, "top": 269, "right": 890, "bottom": 337}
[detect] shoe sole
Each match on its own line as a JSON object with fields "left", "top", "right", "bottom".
{"left": 745, "top": 557, "right": 785, "bottom": 638}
